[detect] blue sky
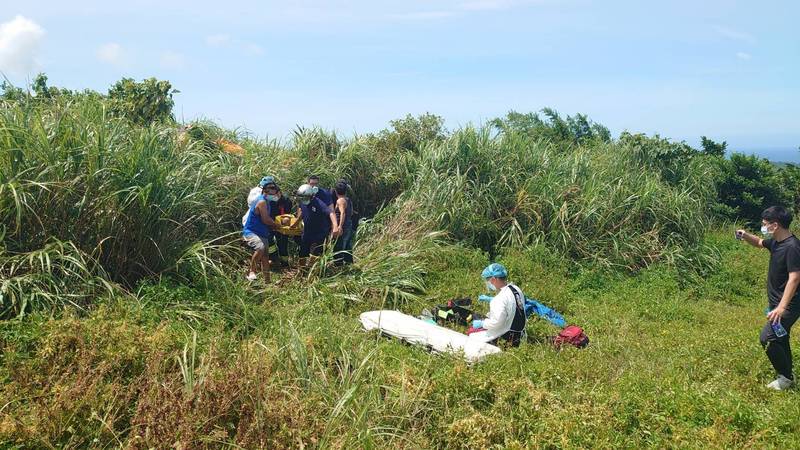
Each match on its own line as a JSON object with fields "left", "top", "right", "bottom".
{"left": 1, "top": 0, "right": 798, "bottom": 158}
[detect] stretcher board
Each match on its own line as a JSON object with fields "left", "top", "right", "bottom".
{"left": 359, "top": 310, "right": 501, "bottom": 362}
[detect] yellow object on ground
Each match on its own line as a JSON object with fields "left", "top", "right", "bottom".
{"left": 216, "top": 138, "right": 245, "bottom": 156}
{"left": 275, "top": 214, "right": 303, "bottom": 236}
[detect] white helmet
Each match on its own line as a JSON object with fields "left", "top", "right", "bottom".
{"left": 296, "top": 183, "right": 319, "bottom": 197}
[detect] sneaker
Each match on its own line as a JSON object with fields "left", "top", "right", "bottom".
{"left": 246, "top": 272, "right": 258, "bottom": 281}
{"left": 766, "top": 375, "right": 794, "bottom": 390}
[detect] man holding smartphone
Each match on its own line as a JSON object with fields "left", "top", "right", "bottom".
{"left": 736, "top": 205, "right": 800, "bottom": 390}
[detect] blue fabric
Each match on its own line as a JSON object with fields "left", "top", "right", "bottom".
{"left": 243, "top": 195, "right": 272, "bottom": 239}
{"left": 524, "top": 297, "right": 566, "bottom": 328}
{"left": 315, "top": 187, "right": 333, "bottom": 206}
{"left": 472, "top": 319, "right": 484, "bottom": 329}
{"left": 300, "top": 197, "right": 332, "bottom": 241}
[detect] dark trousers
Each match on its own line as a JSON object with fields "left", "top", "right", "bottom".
{"left": 760, "top": 309, "right": 800, "bottom": 379}
{"left": 333, "top": 226, "right": 354, "bottom": 264}
{"left": 299, "top": 237, "right": 325, "bottom": 257}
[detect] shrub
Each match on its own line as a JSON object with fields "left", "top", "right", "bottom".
{"left": 107, "top": 77, "right": 177, "bottom": 126}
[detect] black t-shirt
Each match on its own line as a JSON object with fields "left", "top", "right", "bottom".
{"left": 269, "top": 194, "right": 293, "bottom": 218}
{"left": 763, "top": 235, "right": 800, "bottom": 312}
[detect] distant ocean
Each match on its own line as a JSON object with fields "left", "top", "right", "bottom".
{"left": 732, "top": 147, "right": 800, "bottom": 163}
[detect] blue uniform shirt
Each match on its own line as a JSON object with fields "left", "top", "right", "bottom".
{"left": 314, "top": 187, "right": 333, "bottom": 207}
{"left": 300, "top": 197, "right": 332, "bottom": 241}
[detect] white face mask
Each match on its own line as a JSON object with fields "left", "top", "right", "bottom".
{"left": 761, "top": 224, "right": 774, "bottom": 237}
{"left": 486, "top": 280, "right": 497, "bottom": 292}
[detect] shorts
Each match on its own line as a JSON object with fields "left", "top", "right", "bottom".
{"left": 243, "top": 233, "right": 270, "bottom": 251}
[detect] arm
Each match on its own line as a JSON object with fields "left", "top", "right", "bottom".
{"left": 329, "top": 211, "right": 340, "bottom": 237}
{"left": 335, "top": 198, "right": 347, "bottom": 229}
{"left": 736, "top": 229, "right": 764, "bottom": 248}
{"left": 256, "top": 201, "right": 276, "bottom": 228}
{"left": 290, "top": 207, "right": 303, "bottom": 228}
{"left": 481, "top": 296, "right": 507, "bottom": 331}
{"left": 768, "top": 271, "right": 800, "bottom": 323}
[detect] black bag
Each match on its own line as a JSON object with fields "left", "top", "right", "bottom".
{"left": 433, "top": 298, "right": 477, "bottom": 326}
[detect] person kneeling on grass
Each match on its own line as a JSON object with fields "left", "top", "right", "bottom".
{"left": 243, "top": 182, "right": 278, "bottom": 282}
{"left": 294, "top": 183, "right": 339, "bottom": 266}
{"left": 736, "top": 205, "right": 800, "bottom": 390}
{"left": 468, "top": 263, "right": 527, "bottom": 347}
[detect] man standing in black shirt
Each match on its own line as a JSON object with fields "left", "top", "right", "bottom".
{"left": 737, "top": 206, "right": 800, "bottom": 390}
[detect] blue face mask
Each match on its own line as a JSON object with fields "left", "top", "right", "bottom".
{"left": 486, "top": 280, "right": 497, "bottom": 292}
{"left": 266, "top": 194, "right": 279, "bottom": 202}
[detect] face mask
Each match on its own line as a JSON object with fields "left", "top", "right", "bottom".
{"left": 301, "top": 199, "right": 311, "bottom": 206}
{"left": 266, "top": 194, "right": 278, "bottom": 202}
{"left": 761, "top": 224, "right": 774, "bottom": 237}
{"left": 486, "top": 280, "right": 497, "bottom": 292}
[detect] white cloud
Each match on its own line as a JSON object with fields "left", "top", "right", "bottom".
{"left": 0, "top": 15, "right": 45, "bottom": 75}
{"left": 205, "top": 33, "right": 231, "bottom": 47}
{"left": 713, "top": 25, "right": 756, "bottom": 45}
{"left": 160, "top": 50, "right": 187, "bottom": 69}
{"left": 736, "top": 52, "right": 752, "bottom": 60}
{"left": 96, "top": 42, "right": 126, "bottom": 66}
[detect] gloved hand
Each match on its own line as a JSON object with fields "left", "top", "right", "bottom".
{"left": 472, "top": 319, "right": 484, "bottom": 329}
{"left": 478, "top": 294, "right": 493, "bottom": 303}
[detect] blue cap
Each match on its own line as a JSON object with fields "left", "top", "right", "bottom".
{"left": 481, "top": 263, "right": 507, "bottom": 279}
{"left": 259, "top": 176, "right": 275, "bottom": 188}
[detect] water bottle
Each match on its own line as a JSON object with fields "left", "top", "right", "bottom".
{"left": 766, "top": 308, "right": 789, "bottom": 338}
{"left": 772, "top": 321, "right": 788, "bottom": 338}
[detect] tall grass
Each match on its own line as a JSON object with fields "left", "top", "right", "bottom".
{"left": 2, "top": 93, "right": 719, "bottom": 318}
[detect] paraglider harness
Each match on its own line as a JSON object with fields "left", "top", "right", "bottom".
{"left": 433, "top": 298, "right": 478, "bottom": 326}
{"left": 493, "top": 285, "right": 526, "bottom": 348}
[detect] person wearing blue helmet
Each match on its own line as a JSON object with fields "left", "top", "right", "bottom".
{"left": 242, "top": 180, "right": 278, "bottom": 282}
{"left": 242, "top": 176, "right": 276, "bottom": 226}
{"left": 469, "top": 263, "right": 527, "bottom": 347}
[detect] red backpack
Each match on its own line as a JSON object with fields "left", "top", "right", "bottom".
{"left": 553, "top": 325, "right": 589, "bottom": 349}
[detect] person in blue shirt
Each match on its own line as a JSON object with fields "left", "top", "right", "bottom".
{"left": 307, "top": 175, "right": 333, "bottom": 208}
{"left": 294, "top": 183, "right": 339, "bottom": 266}
{"left": 243, "top": 182, "right": 278, "bottom": 282}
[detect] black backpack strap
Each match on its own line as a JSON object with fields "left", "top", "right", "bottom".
{"left": 507, "top": 285, "right": 524, "bottom": 313}
{"left": 507, "top": 285, "right": 526, "bottom": 333}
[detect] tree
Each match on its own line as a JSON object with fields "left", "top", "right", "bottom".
{"left": 700, "top": 136, "right": 727, "bottom": 158}
{"left": 716, "top": 153, "right": 792, "bottom": 224}
{"left": 490, "top": 108, "right": 611, "bottom": 146}
{"left": 382, "top": 113, "right": 447, "bottom": 152}
{"left": 107, "top": 78, "right": 177, "bottom": 125}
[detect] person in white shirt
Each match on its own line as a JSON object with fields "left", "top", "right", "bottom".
{"left": 468, "top": 263, "right": 527, "bottom": 347}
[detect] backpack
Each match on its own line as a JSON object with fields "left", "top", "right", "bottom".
{"left": 552, "top": 325, "right": 589, "bottom": 349}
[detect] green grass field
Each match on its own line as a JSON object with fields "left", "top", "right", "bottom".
{"left": 2, "top": 230, "right": 798, "bottom": 449}
{"left": 2, "top": 94, "right": 799, "bottom": 449}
